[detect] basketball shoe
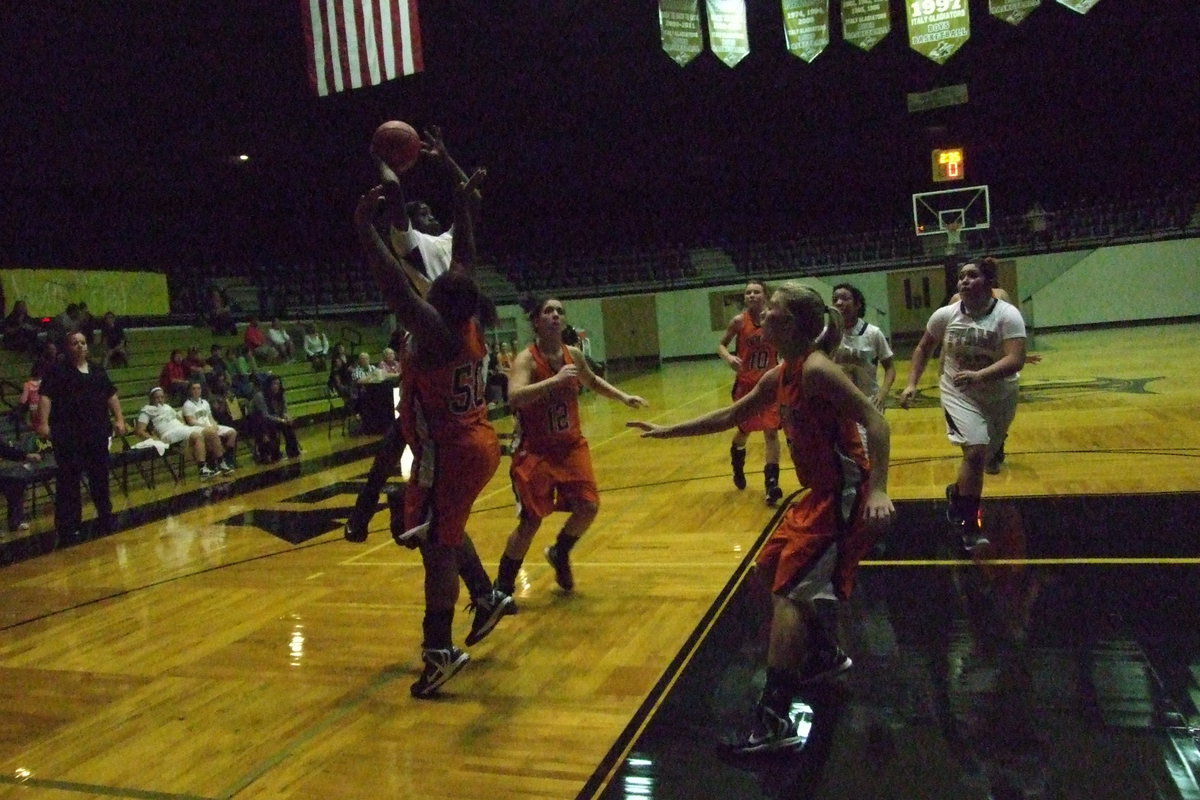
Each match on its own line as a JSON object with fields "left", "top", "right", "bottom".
{"left": 410, "top": 647, "right": 470, "bottom": 698}
{"left": 545, "top": 544, "right": 575, "bottom": 591}
{"left": 720, "top": 704, "right": 805, "bottom": 755}
{"left": 465, "top": 588, "right": 516, "bottom": 646}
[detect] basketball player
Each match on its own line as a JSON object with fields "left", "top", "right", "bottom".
{"left": 355, "top": 173, "right": 512, "bottom": 699}
{"left": 899, "top": 257, "right": 1026, "bottom": 551}
{"left": 831, "top": 283, "right": 895, "bottom": 413}
{"left": 630, "top": 283, "right": 893, "bottom": 755}
{"left": 493, "top": 297, "right": 647, "bottom": 600}
{"left": 944, "top": 256, "right": 1040, "bottom": 474}
{"left": 345, "top": 126, "right": 475, "bottom": 543}
{"left": 717, "top": 281, "right": 784, "bottom": 505}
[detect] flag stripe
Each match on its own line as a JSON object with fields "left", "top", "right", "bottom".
{"left": 303, "top": 0, "right": 422, "bottom": 96}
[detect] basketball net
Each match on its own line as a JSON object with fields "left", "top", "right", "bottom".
{"left": 943, "top": 220, "right": 962, "bottom": 254}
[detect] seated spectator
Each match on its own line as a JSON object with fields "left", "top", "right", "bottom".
{"left": 267, "top": 318, "right": 295, "bottom": 363}
{"left": 135, "top": 387, "right": 221, "bottom": 479}
{"left": 351, "top": 352, "right": 378, "bottom": 384}
{"left": 485, "top": 346, "right": 507, "bottom": 408}
{"left": 377, "top": 347, "right": 401, "bottom": 377}
{"left": 0, "top": 440, "right": 42, "bottom": 533}
{"left": 159, "top": 349, "right": 192, "bottom": 403}
{"left": 207, "top": 287, "right": 238, "bottom": 336}
{"left": 76, "top": 302, "right": 97, "bottom": 345}
{"left": 17, "top": 364, "right": 44, "bottom": 433}
{"left": 228, "top": 345, "right": 259, "bottom": 399}
{"left": 243, "top": 317, "right": 279, "bottom": 363}
{"left": 184, "top": 345, "right": 210, "bottom": 380}
{"left": 327, "top": 344, "right": 353, "bottom": 405}
{"left": 207, "top": 374, "right": 244, "bottom": 432}
{"left": 3, "top": 300, "right": 41, "bottom": 355}
{"left": 206, "top": 344, "right": 229, "bottom": 385}
{"left": 302, "top": 323, "right": 330, "bottom": 372}
{"left": 182, "top": 381, "right": 238, "bottom": 471}
{"left": 51, "top": 302, "right": 81, "bottom": 346}
{"left": 33, "top": 341, "right": 61, "bottom": 379}
{"left": 248, "top": 375, "right": 300, "bottom": 463}
{"left": 98, "top": 311, "right": 129, "bottom": 368}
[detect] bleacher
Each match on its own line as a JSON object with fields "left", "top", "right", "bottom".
{"left": 0, "top": 318, "right": 392, "bottom": 493}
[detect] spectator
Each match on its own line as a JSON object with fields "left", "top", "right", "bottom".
{"left": 266, "top": 318, "right": 295, "bottom": 363}
{"left": 0, "top": 440, "right": 42, "bottom": 533}
{"left": 351, "top": 351, "right": 378, "bottom": 384}
{"left": 206, "top": 344, "right": 229, "bottom": 386}
{"left": 34, "top": 341, "right": 61, "bottom": 379}
{"left": 207, "top": 374, "right": 244, "bottom": 432}
{"left": 184, "top": 346, "right": 210, "bottom": 381}
{"left": 159, "top": 349, "right": 191, "bottom": 403}
{"left": 76, "top": 302, "right": 96, "bottom": 345}
{"left": 228, "top": 344, "right": 258, "bottom": 399}
{"left": 302, "top": 323, "right": 330, "bottom": 372}
{"left": 98, "top": 311, "right": 129, "bottom": 368}
{"left": 377, "top": 347, "right": 401, "bottom": 377}
{"left": 18, "top": 364, "right": 44, "bottom": 433}
{"left": 51, "top": 302, "right": 80, "bottom": 345}
{"left": 243, "top": 317, "right": 278, "bottom": 363}
{"left": 327, "top": 344, "right": 353, "bottom": 405}
{"left": 3, "top": 300, "right": 41, "bottom": 354}
{"left": 248, "top": 375, "right": 300, "bottom": 462}
{"left": 206, "top": 287, "right": 238, "bottom": 336}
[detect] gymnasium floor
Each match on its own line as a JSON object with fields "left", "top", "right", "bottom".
{"left": 0, "top": 323, "right": 1198, "bottom": 799}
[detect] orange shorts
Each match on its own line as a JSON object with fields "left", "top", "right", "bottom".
{"left": 733, "top": 378, "right": 781, "bottom": 434}
{"left": 404, "top": 434, "right": 500, "bottom": 546}
{"left": 510, "top": 441, "right": 598, "bottom": 520}
{"left": 755, "top": 481, "right": 876, "bottom": 602}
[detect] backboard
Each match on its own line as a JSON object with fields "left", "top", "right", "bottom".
{"left": 912, "top": 184, "right": 991, "bottom": 236}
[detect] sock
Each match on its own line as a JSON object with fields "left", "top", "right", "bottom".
{"left": 555, "top": 530, "right": 580, "bottom": 555}
{"left": 764, "top": 462, "right": 780, "bottom": 489}
{"left": 496, "top": 554, "right": 523, "bottom": 594}
{"left": 730, "top": 445, "right": 747, "bottom": 466}
{"left": 761, "top": 667, "right": 799, "bottom": 714}
{"left": 421, "top": 608, "right": 454, "bottom": 651}
{"left": 457, "top": 535, "right": 493, "bottom": 598}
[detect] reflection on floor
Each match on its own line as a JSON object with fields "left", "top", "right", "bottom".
{"left": 593, "top": 494, "right": 1200, "bottom": 800}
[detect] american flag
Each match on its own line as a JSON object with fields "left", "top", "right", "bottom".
{"left": 301, "top": 0, "right": 423, "bottom": 97}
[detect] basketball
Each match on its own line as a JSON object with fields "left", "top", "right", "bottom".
{"left": 370, "top": 120, "right": 422, "bottom": 175}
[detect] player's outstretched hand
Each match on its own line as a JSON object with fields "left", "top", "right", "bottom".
{"left": 898, "top": 386, "right": 918, "bottom": 409}
{"left": 622, "top": 395, "right": 649, "bottom": 409}
{"left": 626, "top": 420, "right": 667, "bottom": 438}
{"left": 863, "top": 489, "right": 895, "bottom": 529}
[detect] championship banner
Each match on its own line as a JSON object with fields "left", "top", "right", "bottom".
{"left": 659, "top": 0, "right": 704, "bottom": 66}
{"left": 989, "top": 0, "right": 1040, "bottom": 25}
{"left": 842, "top": 0, "right": 890, "bottom": 52}
{"left": 705, "top": 0, "right": 751, "bottom": 67}
{"left": 906, "top": 0, "right": 970, "bottom": 65}
{"left": 1056, "top": 0, "right": 1100, "bottom": 13}
{"left": 782, "top": 0, "right": 829, "bottom": 63}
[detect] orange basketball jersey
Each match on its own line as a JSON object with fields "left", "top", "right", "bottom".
{"left": 512, "top": 344, "right": 584, "bottom": 456}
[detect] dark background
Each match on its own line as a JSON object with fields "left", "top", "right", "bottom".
{"left": 3, "top": 0, "right": 1197, "bottom": 270}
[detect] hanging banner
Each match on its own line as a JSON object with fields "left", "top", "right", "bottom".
{"left": 659, "top": 0, "right": 704, "bottom": 66}
{"left": 1056, "top": 0, "right": 1100, "bottom": 13}
{"left": 906, "top": 0, "right": 970, "bottom": 64}
{"left": 989, "top": 0, "right": 1040, "bottom": 25}
{"left": 842, "top": 0, "right": 890, "bottom": 51}
{"left": 782, "top": 0, "right": 829, "bottom": 63}
{"left": 706, "top": 0, "right": 751, "bottom": 67}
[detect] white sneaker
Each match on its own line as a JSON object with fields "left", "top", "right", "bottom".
{"left": 199, "top": 465, "right": 217, "bottom": 480}
{"left": 218, "top": 459, "right": 235, "bottom": 473}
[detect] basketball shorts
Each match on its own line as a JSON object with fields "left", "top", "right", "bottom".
{"left": 940, "top": 379, "right": 1018, "bottom": 455}
{"left": 510, "top": 442, "right": 598, "bottom": 520}
{"left": 403, "top": 435, "right": 500, "bottom": 547}
{"left": 158, "top": 422, "right": 203, "bottom": 446}
{"left": 756, "top": 481, "right": 876, "bottom": 603}
{"left": 733, "top": 378, "right": 781, "bottom": 434}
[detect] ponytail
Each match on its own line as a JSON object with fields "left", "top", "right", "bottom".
{"left": 813, "top": 303, "right": 843, "bottom": 355}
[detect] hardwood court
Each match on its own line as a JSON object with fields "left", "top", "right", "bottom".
{"left": 0, "top": 323, "right": 1198, "bottom": 799}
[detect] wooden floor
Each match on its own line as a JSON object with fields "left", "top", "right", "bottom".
{"left": 1, "top": 323, "right": 1198, "bottom": 799}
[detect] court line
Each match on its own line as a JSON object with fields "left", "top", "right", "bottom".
{"left": 865, "top": 557, "right": 1200, "bottom": 567}
{"left": 0, "top": 774, "right": 210, "bottom": 800}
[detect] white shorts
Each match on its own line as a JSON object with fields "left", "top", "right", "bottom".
{"left": 214, "top": 424, "right": 236, "bottom": 438}
{"left": 939, "top": 378, "right": 1018, "bottom": 455}
{"left": 158, "top": 423, "right": 203, "bottom": 446}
